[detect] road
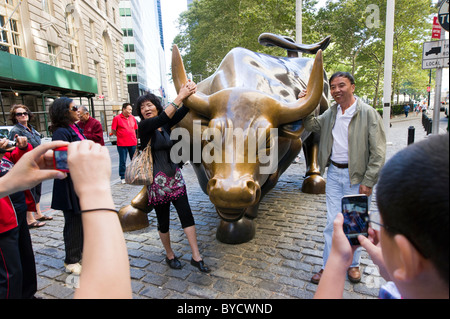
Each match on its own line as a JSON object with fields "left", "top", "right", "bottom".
{"left": 39, "top": 142, "right": 121, "bottom": 213}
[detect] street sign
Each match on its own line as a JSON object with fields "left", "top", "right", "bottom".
{"left": 422, "top": 39, "right": 449, "bottom": 69}
{"left": 432, "top": 16, "right": 442, "bottom": 39}
{"left": 438, "top": 0, "right": 449, "bottom": 32}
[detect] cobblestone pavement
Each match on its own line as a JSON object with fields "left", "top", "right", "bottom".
{"left": 31, "top": 112, "right": 447, "bottom": 299}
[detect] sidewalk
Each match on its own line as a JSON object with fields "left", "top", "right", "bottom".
{"left": 30, "top": 112, "right": 447, "bottom": 299}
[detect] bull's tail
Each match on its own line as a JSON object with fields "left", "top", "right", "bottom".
{"left": 258, "top": 33, "right": 331, "bottom": 56}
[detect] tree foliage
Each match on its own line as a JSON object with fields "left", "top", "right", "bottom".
{"left": 173, "top": 0, "right": 436, "bottom": 106}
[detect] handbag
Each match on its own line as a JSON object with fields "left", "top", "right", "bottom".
{"left": 124, "top": 140, "right": 154, "bottom": 185}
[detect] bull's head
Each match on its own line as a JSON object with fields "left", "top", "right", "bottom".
{"left": 171, "top": 45, "right": 323, "bottom": 223}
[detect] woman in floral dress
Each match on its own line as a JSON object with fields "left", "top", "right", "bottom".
{"left": 136, "top": 81, "right": 210, "bottom": 273}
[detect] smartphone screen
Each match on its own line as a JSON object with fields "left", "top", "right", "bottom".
{"left": 341, "top": 195, "right": 369, "bottom": 245}
{"left": 54, "top": 147, "right": 69, "bottom": 172}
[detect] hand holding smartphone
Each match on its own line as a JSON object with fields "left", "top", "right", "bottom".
{"left": 341, "top": 194, "right": 369, "bottom": 246}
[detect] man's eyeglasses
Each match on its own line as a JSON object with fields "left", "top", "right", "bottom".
{"left": 368, "top": 210, "right": 428, "bottom": 258}
{"left": 15, "top": 112, "right": 28, "bottom": 117}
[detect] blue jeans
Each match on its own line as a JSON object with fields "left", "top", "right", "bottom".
{"left": 117, "top": 145, "right": 136, "bottom": 179}
{"left": 321, "top": 164, "right": 372, "bottom": 269}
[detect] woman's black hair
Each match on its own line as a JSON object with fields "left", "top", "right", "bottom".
{"left": 135, "top": 93, "right": 164, "bottom": 120}
{"left": 49, "top": 97, "right": 74, "bottom": 132}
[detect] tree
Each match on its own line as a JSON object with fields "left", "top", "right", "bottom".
{"left": 173, "top": 0, "right": 319, "bottom": 78}
{"left": 173, "top": 0, "right": 435, "bottom": 106}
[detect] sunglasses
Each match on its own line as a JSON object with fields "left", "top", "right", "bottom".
{"left": 15, "top": 112, "right": 29, "bottom": 117}
{"left": 70, "top": 106, "right": 79, "bottom": 112}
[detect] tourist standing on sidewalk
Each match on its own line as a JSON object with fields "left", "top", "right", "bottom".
{"left": 301, "top": 71, "right": 386, "bottom": 284}
{"left": 404, "top": 104, "right": 410, "bottom": 117}
{"left": 77, "top": 106, "right": 105, "bottom": 146}
{"left": 111, "top": 103, "right": 138, "bottom": 184}
{"left": 49, "top": 97, "right": 85, "bottom": 275}
{"left": 8, "top": 104, "right": 53, "bottom": 228}
{"left": 136, "top": 81, "right": 210, "bottom": 273}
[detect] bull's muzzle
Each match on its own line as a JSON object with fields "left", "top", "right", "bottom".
{"left": 207, "top": 176, "right": 261, "bottom": 221}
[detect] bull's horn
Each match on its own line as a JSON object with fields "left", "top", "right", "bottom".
{"left": 172, "top": 45, "right": 211, "bottom": 118}
{"left": 277, "top": 49, "right": 324, "bottom": 125}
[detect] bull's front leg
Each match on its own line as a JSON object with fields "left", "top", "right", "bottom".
{"left": 301, "top": 132, "right": 325, "bottom": 194}
{"left": 118, "top": 186, "right": 152, "bottom": 231}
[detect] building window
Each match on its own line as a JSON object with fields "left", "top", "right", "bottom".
{"left": 119, "top": 8, "right": 131, "bottom": 17}
{"left": 127, "top": 74, "right": 137, "bottom": 82}
{"left": 125, "top": 59, "right": 136, "bottom": 67}
{"left": 42, "top": 0, "right": 51, "bottom": 14}
{"left": 0, "top": 15, "right": 8, "bottom": 52}
{"left": 68, "top": 44, "right": 80, "bottom": 72}
{"left": 124, "top": 44, "right": 134, "bottom": 52}
{"left": 5, "top": 0, "right": 14, "bottom": 6}
{"left": 65, "top": 11, "right": 80, "bottom": 72}
{"left": 94, "top": 61, "right": 102, "bottom": 94}
{"left": 104, "top": 0, "right": 108, "bottom": 17}
{"left": 48, "top": 44, "right": 58, "bottom": 66}
{"left": 122, "top": 28, "right": 133, "bottom": 37}
{"left": 0, "top": 15, "right": 22, "bottom": 56}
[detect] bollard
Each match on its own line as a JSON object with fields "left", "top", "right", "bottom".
{"left": 408, "top": 126, "right": 415, "bottom": 145}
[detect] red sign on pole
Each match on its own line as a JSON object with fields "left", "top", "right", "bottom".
{"left": 432, "top": 16, "right": 442, "bottom": 39}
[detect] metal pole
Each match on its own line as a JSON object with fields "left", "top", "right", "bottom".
{"left": 433, "top": 67, "right": 442, "bottom": 134}
{"left": 296, "top": 0, "right": 302, "bottom": 56}
{"left": 0, "top": 92, "right": 6, "bottom": 125}
{"left": 382, "top": 0, "right": 395, "bottom": 144}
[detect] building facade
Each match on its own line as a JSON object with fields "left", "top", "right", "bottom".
{"left": 120, "top": 0, "right": 167, "bottom": 108}
{"left": 0, "top": 0, "right": 128, "bottom": 137}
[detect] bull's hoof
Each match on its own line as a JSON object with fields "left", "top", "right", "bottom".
{"left": 216, "top": 217, "right": 255, "bottom": 244}
{"left": 118, "top": 205, "right": 149, "bottom": 232}
{"left": 301, "top": 174, "right": 326, "bottom": 194}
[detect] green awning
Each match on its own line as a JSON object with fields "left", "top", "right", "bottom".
{"left": 0, "top": 51, "right": 98, "bottom": 97}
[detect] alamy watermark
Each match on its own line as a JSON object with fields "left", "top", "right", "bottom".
{"left": 170, "top": 121, "right": 279, "bottom": 175}
{"left": 365, "top": 4, "right": 380, "bottom": 29}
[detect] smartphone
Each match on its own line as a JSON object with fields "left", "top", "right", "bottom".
{"left": 53, "top": 146, "right": 69, "bottom": 172}
{"left": 341, "top": 194, "right": 369, "bottom": 246}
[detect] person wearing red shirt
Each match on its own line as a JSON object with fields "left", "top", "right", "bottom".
{"left": 111, "top": 103, "right": 138, "bottom": 183}
{"left": 77, "top": 106, "right": 105, "bottom": 146}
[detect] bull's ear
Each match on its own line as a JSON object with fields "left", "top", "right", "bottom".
{"left": 276, "top": 50, "right": 324, "bottom": 126}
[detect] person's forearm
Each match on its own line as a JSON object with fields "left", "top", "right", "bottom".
{"left": 314, "top": 255, "right": 348, "bottom": 299}
{"left": 74, "top": 191, "right": 132, "bottom": 299}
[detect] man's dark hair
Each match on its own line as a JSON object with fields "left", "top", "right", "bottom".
{"left": 49, "top": 97, "right": 74, "bottom": 132}
{"left": 122, "top": 102, "right": 132, "bottom": 110}
{"left": 135, "top": 94, "right": 164, "bottom": 120}
{"left": 329, "top": 71, "right": 355, "bottom": 86}
{"left": 376, "top": 133, "right": 449, "bottom": 285}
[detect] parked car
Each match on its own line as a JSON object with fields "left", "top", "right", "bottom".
{"left": 0, "top": 126, "right": 15, "bottom": 139}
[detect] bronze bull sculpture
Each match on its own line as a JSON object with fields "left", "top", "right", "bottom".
{"left": 119, "top": 34, "right": 330, "bottom": 244}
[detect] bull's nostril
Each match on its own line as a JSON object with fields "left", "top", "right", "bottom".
{"left": 246, "top": 180, "right": 255, "bottom": 192}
